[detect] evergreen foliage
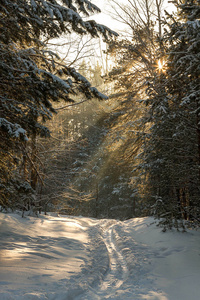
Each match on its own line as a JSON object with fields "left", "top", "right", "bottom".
{"left": 1, "top": 0, "right": 199, "bottom": 225}
{"left": 0, "top": 0, "right": 117, "bottom": 211}
{"left": 103, "top": 0, "right": 200, "bottom": 227}
{"left": 141, "top": 0, "right": 200, "bottom": 228}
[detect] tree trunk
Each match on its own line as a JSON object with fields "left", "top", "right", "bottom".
{"left": 30, "top": 133, "right": 38, "bottom": 191}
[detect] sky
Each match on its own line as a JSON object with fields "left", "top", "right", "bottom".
{"left": 91, "top": 0, "right": 176, "bottom": 32}
{"left": 91, "top": 0, "right": 123, "bottom": 32}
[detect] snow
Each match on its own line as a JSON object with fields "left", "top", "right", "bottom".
{"left": 0, "top": 212, "right": 200, "bottom": 300}
{"left": 90, "top": 87, "right": 109, "bottom": 100}
{"left": 0, "top": 118, "right": 28, "bottom": 141}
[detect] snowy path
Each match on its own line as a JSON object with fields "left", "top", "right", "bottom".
{"left": 0, "top": 213, "right": 200, "bottom": 300}
{"left": 76, "top": 220, "right": 131, "bottom": 299}
{"left": 100, "top": 222, "right": 129, "bottom": 290}
{"left": 76, "top": 219, "right": 163, "bottom": 300}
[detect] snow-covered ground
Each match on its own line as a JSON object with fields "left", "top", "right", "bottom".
{"left": 0, "top": 212, "right": 200, "bottom": 300}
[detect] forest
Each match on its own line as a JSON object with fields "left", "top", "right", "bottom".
{"left": 0, "top": 0, "right": 200, "bottom": 230}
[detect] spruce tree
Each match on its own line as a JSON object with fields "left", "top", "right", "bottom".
{"left": 142, "top": 0, "right": 200, "bottom": 228}
{"left": 0, "top": 0, "right": 117, "bottom": 211}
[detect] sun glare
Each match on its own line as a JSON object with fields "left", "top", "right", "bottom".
{"left": 157, "top": 59, "right": 166, "bottom": 72}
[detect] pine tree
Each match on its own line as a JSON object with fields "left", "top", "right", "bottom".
{"left": 142, "top": 0, "right": 200, "bottom": 228}
{"left": 0, "top": 0, "right": 117, "bottom": 211}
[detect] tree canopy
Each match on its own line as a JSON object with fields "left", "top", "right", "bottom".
{"left": 1, "top": 0, "right": 199, "bottom": 228}
{"left": 0, "top": 0, "right": 117, "bottom": 210}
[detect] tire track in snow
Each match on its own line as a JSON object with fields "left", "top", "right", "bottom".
{"left": 99, "top": 222, "right": 129, "bottom": 292}
{"left": 76, "top": 220, "right": 130, "bottom": 299}
{"left": 72, "top": 218, "right": 159, "bottom": 300}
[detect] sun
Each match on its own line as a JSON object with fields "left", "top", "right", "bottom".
{"left": 157, "top": 58, "right": 166, "bottom": 73}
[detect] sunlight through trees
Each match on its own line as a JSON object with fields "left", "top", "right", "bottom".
{"left": 1, "top": 0, "right": 199, "bottom": 229}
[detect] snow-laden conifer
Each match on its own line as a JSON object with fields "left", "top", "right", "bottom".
{"left": 0, "top": 0, "right": 117, "bottom": 210}
{"left": 141, "top": 0, "right": 200, "bottom": 228}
